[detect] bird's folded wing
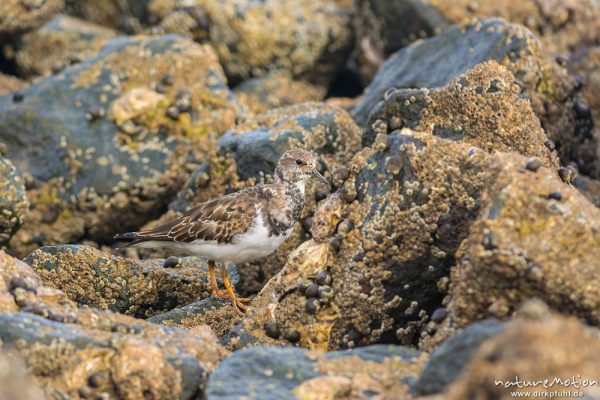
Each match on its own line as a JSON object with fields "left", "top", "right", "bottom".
{"left": 137, "top": 192, "right": 259, "bottom": 244}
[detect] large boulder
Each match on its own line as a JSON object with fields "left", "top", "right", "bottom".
{"left": 0, "top": 250, "right": 227, "bottom": 400}
{"left": 25, "top": 245, "right": 238, "bottom": 317}
{"left": 351, "top": 0, "right": 448, "bottom": 82}
{"left": 0, "top": 0, "right": 64, "bottom": 37}
{"left": 0, "top": 156, "right": 28, "bottom": 247}
{"left": 149, "top": 102, "right": 362, "bottom": 295}
{"left": 206, "top": 345, "right": 425, "bottom": 400}
{"left": 447, "top": 310, "right": 600, "bottom": 399}
{"left": 228, "top": 129, "right": 495, "bottom": 349}
{"left": 445, "top": 152, "right": 600, "bottom": 330}
{"left": 415, "top": 319, "right": 505, "bottom": 395}
{"left": 365, "top": 61, "right": 560, "bottom": 170}
{"left": 352, "top": 19, "right": 596, "bottom": 177}
{"left": 352, "top": 0, "right": 600, "bottom": 83}
{"left": 12, "top": 14, "right": 117, "bottom": 78}
{"left": 427, "top": 0, "right": 600, "bottom": 56}
{"left": 200, "top": 0, "right": 353, "bottom": 85}
{"left": 0, "top": 34, "right": 243, "bottom": 257}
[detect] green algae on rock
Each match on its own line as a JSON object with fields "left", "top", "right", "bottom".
{"left": 25, "top": 244, "right": 238, "bottom": 317}
{"left": 0, "top": 249, "right": 227, "bottom": 400}
{"left": 352, "top": 18, "right": 596, "bottom": 177}
{"left": 0, "top": 34, "right": 243, "bottom": 257}
{"left": 0, "top": 156, "right": 28, "bottom": 247}
{"left": 12, "top": 14, "right": 117, "bottom": 78}
{"left": 234, "top": 75, "right": 326, "bottom": 116}
{"left": 229, "top": 129, "right": 494, "bottom": 350}
{"left": 445, "top": 152, "right": 600, "bottom": 331}
{"left": 366, "top": 61, "right": 560, "bottom": 170}
{"left": 0, "top": 0, "right": 64, "bottom": 37}
{"left": 206, "top": 345, "right": 426, "bottom": 400}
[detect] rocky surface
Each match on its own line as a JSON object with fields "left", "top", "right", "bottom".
{"left": 428, "top": 0, "right": 600, "bottom": 56}
{"left": 151, "top": 102, "right": 362, "bottom": 295}
{"left": 0, "top": 250, "right": 227, "bottom": 399}
{"left": 0, "top": 351, "right": 44, "bottom": 400}
{"left": 200, "top": 0, "right": 353, "bottom": 85}
{"left": 352, "top": 18, "right": 596, "bottom": 177}
{"left": 366, "top": 61, "right": 560, "bottom": 170}
{"left": 2, "top": 2, "right": 600, "bottom": 398}
{"left": 228, "top": 129, "right": 495, "bottom": 349}
{"left": 12, "top": 14, "right": 117, "bottom": 78}
{"left": 0, "top": 0, "right": 64, "bottom": 37}
{"left": 415, "top": 318, "right": 505, "bottom": 395}
{"left": 1, "top": 34, "right": 242, "bottom": 257}
{"left": 234, "top": 75, "right": 326, "bottom": 116}
{"left": 444, "top": 152, "right": 600, "bottom": 332}
{"left": 145, "top": 0, "right": 212, "bottom": 42}
{"left": 351, "top": 0, "right": 447, "bottom": 83}
{"left": 64, "top": 0, "right": 148, "bottom": 33}
{"left": 447, "top": 308, "right": 600, "bottom": 399}
{"left": 25, "top": 245, "right": 237, "bottom": 317}
{"left": 0, "top": 73, "right": 26, "bottom": 96}
{"left": 0, "top": 156, "right": 28, "bottom": 247}
{"left": 206, "top": 345, "right": 426, "bottom": 400}
{"left": 352, "top": 0, "right": 600, "bottom": 83}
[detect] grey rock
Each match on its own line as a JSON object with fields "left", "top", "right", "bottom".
{"left": 1, "top": 34, "right": 241, "bottom": 256}
{"left": 206, "top": 345, "right": 422, "bottom": 400}
{"left": 415, "top": 319, "right": 505, "bottom": 395}
{"left": 148, "top": 297, "right": 228, "bottom": 325}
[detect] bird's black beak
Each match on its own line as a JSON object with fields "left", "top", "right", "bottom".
{"left": 310, "top": 169, "right": 330, "bottom": 185}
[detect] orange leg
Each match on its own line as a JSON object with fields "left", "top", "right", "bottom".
{"left": 208, "top": 260, "right": 228, "bottom": 298}
{"left": 219, "top": 266, "right": 251, "bottom": 314}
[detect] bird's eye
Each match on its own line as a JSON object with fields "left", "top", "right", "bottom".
{"left": 295, "top": 159, "right": 305, "bottom": 166}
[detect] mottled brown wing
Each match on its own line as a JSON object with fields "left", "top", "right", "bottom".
{"left": 136, "top": 189, "right": 264, "bottom": 244}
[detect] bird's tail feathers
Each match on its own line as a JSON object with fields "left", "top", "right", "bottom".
{"left": 113, "top": 232, "right": 145, "bottom": 250}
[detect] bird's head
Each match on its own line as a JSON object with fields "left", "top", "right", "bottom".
{"left": 275, "top": 148, "right": 329, "bottom": 186}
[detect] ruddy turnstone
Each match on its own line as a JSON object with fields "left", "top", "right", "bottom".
{"left": 115, "top": 148, "right": 329, "bottom": 313}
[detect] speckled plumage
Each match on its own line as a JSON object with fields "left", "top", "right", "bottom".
{"left": 115, "top": 148, "right": 326, "bottom": 264}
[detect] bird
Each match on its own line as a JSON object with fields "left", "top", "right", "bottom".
{"left": 114, "top": 148, "right": 330, "bottom": 313}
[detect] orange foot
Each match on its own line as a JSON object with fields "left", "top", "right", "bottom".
{"left": 208, "top": 260, "right": 252, "bottom": 314}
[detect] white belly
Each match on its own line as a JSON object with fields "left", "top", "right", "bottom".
{"left": 135, "top": 211, "right": 292, "bottom": 264}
